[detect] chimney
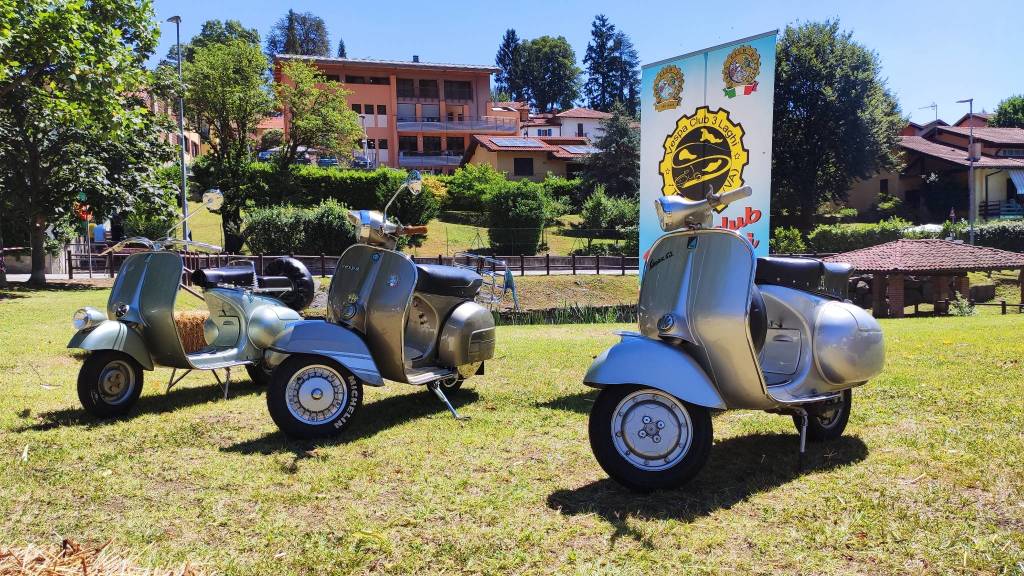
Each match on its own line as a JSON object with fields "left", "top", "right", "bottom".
{"left": 412, "top": 55, "right": 420, "bottom": 63}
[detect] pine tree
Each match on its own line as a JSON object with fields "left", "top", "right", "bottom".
{"left": 494, "top": 29, "right": 526, "bottom": 102}
{"left": 265, "top": 10, "right": 330, "bottom": 57}
{"left": 336, "top": 37, "right": 347, "bottom": 58}
{"left": 583, "top": 15, "right": 616, "bottom": 111}
{"left": 582, "top": 102, "right": 639, "bottom": 198}
{"left": 609, "top": 31, "right": 640, "bottom": 114}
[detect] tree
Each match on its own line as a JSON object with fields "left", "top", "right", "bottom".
{"left": 990, "top": 95, "right": 1024, "bottom": 128}
{"left": 274, "top": 60, "right": 363, "bottom": 172}
{"left": 259, "top": 128, "right": 284, "bottom": 151}
{"left": 494, "top": 29, "right": 527, "bottom": 102}
{"left": 582, "top": 102, "right": 639, "bottom": 198}
{"left": 772, "top": 20, "right": 904, "bottom": 230}
{"left": 583, "top": 15, "right": 641, "bottom": 113}
{"left": 336, "top": 38, "right": 347, "bottom": 58}
{"left": 486, "top": 180, "right": 546, "bottom": 255}
{"left": 522, "top": 36, "right": 580, "bottom": 112}
{"left": 183, "top": 40, "right": 275, "bottom": 251}
{"left": 161, "top": 19, "right": 260, "bottom": 67}
{"left": 0, "top": 0, "right": 165, "bottom": 285}
{"left": 265, "top": 10, "right": 330, "bottom": 58}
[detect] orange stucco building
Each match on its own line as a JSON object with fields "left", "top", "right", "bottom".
{"left": 274, "top": 54, "right": 520, "bottom": 172}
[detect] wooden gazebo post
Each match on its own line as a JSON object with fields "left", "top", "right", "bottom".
{"left": 872, "top": 274, "right": 887, "bottom": 317}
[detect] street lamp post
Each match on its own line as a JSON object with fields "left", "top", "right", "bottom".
{"left": 359, "top": 114, "right": 369, "bottom": 167}
{"left": 166, "top": 16, "right": 190, "bottom": 241}
{"left": 957, "top": 98, "right": 975, "bottom": 244}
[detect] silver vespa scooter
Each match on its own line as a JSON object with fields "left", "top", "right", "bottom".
{"left": 263, "top": 172, "right": 496, "bottom": 439}
{"left": 584, "top": 186, "right": 885, "bottom": 491}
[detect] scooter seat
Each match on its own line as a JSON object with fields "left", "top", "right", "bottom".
{"left": 192, "top": 265, "right": 256, "bottom": 288}
{"left": 755, "top": 257, "right": 852, "bottom": 300}
{"left": 415, "top": 264, "right": 483, "bottom": 299}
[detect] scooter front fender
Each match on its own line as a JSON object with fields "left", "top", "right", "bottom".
{"left": 583, "top": 332, "right": 725, "bottom": 410}
{"left": 68, "top": 321, "right": 154, "bottom": 371}
{"left": 265, "top": 320, "right": 384, "bottom": 386}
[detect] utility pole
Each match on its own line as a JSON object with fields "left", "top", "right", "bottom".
{"left": 167, "top": 16, "right": 190, "bottom": 240}
{"left": 957, "top": 98, "right": 975, "bottom": 244}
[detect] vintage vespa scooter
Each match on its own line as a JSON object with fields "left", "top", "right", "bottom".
{"left": 68, "top": 192, "right": 316, "bottom": 417}
{"left": 584, "top": 186, "right": 885, "bottom": 491}
{"left": 263, "top": 171, "right": 496, "bottom": 439}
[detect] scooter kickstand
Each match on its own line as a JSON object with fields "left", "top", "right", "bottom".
{"left": 795, "top": 408, "right": 808, "bottom": 471}
{"left": 212, "top": 367, "right": 232, "bottom": 400}
{"left": 429, "top": 381, "right": 469, "bottom": 421}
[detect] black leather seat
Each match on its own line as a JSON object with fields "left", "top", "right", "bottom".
{"left": 415, "top": 264, "right": 483, "bottom": 299}
{"left": 755, "top": 257, "right": 851, "bottom": 300}
{"left": 192, "top": 265, "right": 256, "bottom": 288}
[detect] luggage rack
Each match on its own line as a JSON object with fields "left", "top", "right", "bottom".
{"left": 452, "top": 252, "right": 518, "bottom": 311}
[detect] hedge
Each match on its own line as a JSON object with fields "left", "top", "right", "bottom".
{"left": 975, "top": 221, "right": 1024, "bottom": 252}
{"left": 243, "top": 199, "right": 356, "bottom": 255}
{"left": 486, "top": 180, "right": 546, "bottom": 255}
{"left": 806, "top": 218, "right": 911, "bottom": 253}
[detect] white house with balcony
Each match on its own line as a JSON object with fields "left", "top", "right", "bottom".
{"left": 521, "top": 107, "right": 612, "bottom": 141}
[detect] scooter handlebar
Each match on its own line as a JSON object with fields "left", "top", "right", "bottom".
{"left": 713, "top": 186, "right": 752, "bottom": 208}
{"left": 398, "top": 225, "right": 429, "bottom": 236}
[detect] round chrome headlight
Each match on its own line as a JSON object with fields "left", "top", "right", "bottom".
{"left": 72, "top": 307, "right": 107, "bottom": 331}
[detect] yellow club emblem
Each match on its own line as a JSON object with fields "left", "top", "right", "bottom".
{"left": 658, "top": 106, "right": 748, "bottom": 208}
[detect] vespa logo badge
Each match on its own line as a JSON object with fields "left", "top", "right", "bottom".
{"left": 646, "top": 250, "right": 674, "bottom": 272}
{"left": 659, "top": 106, "right": 749, "bottom": 211}
{"left": 387, "top": 274, "right": 399, "bottom": 287}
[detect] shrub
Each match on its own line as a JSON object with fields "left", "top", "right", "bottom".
{"left": 301, "top": 199, "right": 357, "bottom": 255}
{"left": 242, "top": 199, "right": 356, "bottom": 255}
{"left": 806, "top": 217, "right": 911, "bottom": 252}
{"left": 579, "top": 186, "right": 638, "bottom": 242}
{"left": 486, "top": 180, "right": 546, "bottom": 255}
{"left": 259, "top": 128, "right": 284, "bottom": 151}
{"left": 769, "top": 227, "right": 807, "bottom": 254}
{"left": 975, "top": 220, "right": 1024, "bottom": 252}
{"left": 949, "top": 292, "right": 976, "bottom": 316}
{"left": 540, "top": 173, "right": 586, "bottom": 211}
{"left": 445, "top": 163, "right": 506, "bottom": 211}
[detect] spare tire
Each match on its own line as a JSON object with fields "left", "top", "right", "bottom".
{"left": 264, "top": 257, "right": 316, "bottom": 311}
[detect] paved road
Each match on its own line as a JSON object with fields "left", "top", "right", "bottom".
{"left": 4, "top": 268, "right": 639, "bottom": 283}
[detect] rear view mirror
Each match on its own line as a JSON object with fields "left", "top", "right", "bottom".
{"left": 406, "top": 170, "right": 423, "bottom": 196}
{"left": 203, "top": 190, "right": 224, "bottom": 210}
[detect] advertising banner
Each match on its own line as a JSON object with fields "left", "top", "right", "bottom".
{"left": 639, "top": 31, "right": 777, "bottom": 262}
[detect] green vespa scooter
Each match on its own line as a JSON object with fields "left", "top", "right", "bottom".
{"left": 68, "top": 192, "right": 316, "bottom": 417}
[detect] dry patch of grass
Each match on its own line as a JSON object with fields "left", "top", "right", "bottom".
{"left": 0, "top": 539, "right": 202, "bottom": 576}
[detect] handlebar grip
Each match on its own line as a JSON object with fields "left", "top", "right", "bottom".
{"left": 717, "top": 186, "right": 752, "bottom": 206}
{"left": 400, "top": 225, "right": 429, "bottom": 235}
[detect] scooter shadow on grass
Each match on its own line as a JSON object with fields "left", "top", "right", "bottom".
{"left": 546, "top": 432, "right": 869, "bottom": 547}
{"left": 221, "top": 388, "right": 481, "bottom": 456}
{"left": 17, "top": 379, "right": 264, "bottom": 432}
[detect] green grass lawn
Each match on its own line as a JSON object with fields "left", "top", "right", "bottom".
{"left": 1, "top": 285, "right": 1022, "bottom": 574}
{"left": 185, "top": 200, "right": 225, "bottom": 247}
{"left": 408, "top": 218, "right": 622, "bottom": 258}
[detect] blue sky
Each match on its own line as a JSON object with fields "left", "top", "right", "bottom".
{"left": 150, "top": 0, "right": 1020, "bottom": 124}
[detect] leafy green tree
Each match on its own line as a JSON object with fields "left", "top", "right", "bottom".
{"left": 183, "top": 40, "right": 275, "bottom": 251}
{"left": 0, "top": 0, "right": 166, "bottom": 285}
{"left": 487, "top": 180, "right": 546, "bottom": 255}
{"left": 161, "top": 19, "right": 260, "bottom": 67}
{"left": 522, "top": 36, "right": 580, "bottom": 112}
{"left": 494, "top": 29, "right": 527, "bottom": 102}
{"left": 582, "top": 102, "right": 639, "bottom": 198}
{"left": 265, "top": 10, "right": 330, "bottom": 57}
{"left": 772, "top": 20, "right": 904, "bottom": 230}
{"left": 446, "top": 163, "right": 507, "bottom": 212}
{"left": 990, "top": 95, "right": 1024, "bottom": 128}
{"left": 273, "top": 60, "right": 363, "bottom": 172}
{"left": 582, "top": 15, "right": 639, "bottom": 113}
{"left": 259, "top": 128, "right": 285, "bottom": 151}
{"left": 336, "top": 38, "right": 347, "bottom": 58}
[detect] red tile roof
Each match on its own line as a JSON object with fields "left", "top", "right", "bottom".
{"left": 491, "top": 101, "right": 528, "bottom": 110}
{"left": 556, "top": 107, "right": 612, "bottom": 119}
{"left": 898, "top": 136, "right": 1024, "bottom": 168}
{"left": 824, "top": 239, "right": 1024, "bottom": 273}
{"left": 936, "top": 126, "right": 1024, "bottom": 145}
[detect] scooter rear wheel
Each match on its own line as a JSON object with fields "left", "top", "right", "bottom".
{"left": 245, "top": 363, "right": 272, "bottom": 387}
{"left": 77, "top": 351, "right": 144, "bottom": 418}
{"left": 589, "top": 385, "right": 712, "bottom": 492}
{"left": 267, "top": 355, "right": 362, "bottom": 439}
{"left": 794, "top": 389, "right": 852, "bottom": 442}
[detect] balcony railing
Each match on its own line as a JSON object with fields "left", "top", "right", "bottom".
{"left": 398, "top": 151, "right": 464, "bottom": 168}
{"left": 395, "top": 116, "right": 518, "bottom": 133}
{"left": 980, "top": 199, "right": 1024, "bottom": 220}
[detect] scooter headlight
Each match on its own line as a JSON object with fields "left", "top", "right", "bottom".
{"left": 72, "top": 307, "right": 107, "bottom": 331}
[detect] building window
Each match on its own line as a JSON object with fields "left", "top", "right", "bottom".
{"left": 879, "top": 178, "right": 889, "bottom": 195}
{"left": 325, "top": 74, "right": 340, "bottom": 82}
{"left": 344, "top": 75, "right": 366, "bottom": 84}
{"left": 1010, "top": 177, "right": 1020, "bottom": 197}
{"left": 444, "top": 80, "right": 472, "bottom": 100}
{"left": 376, "top": 104, "right": 386, "bottom": 115}
{"left": 399, "top": 136, "right": 418, "bottom": 152}
{"left": 513, "top": 158, "right": 534, "bottom": 177}
{"left": 576, "top": 123, "right": 584, "bottom": 137}
{"left": 538, "top": 128, "right": 552, "bottom": 137}
{"left": 998, "top": 148, "right": 1024, "bottom": 157}
{"left": 366, "top": 139, "right": 376, "bottom": 149}
{"left": 419, "top": 79, "right": 439, "bottom": 99}
{"left": 396, "top": 103, "right": 416, "bottom": 121}
{"left": 423, "top": 136, "right": 442, "bottom": 152}
{"left": 369, "top": 76, "right": 389, "bottom": 85}
{"left": 378, "top": 139, "right": 388, "bottom": 150}
{"left": 446, "top": 136, "right": 465, "bottom": 152}
{"left": 364, "top": 105, "right": 374, "bottom": 115}
{"left": 397, "top": 78, "right": 415, "bottom": 98}
{"left": 352, "top": 104, "right": 361, "bottom": 114}
{"left": 421, "top": 104, "right": 440, "bottom": 121}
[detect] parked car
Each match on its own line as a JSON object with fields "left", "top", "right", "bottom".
{"left": 317, "top": 156, "right": 340, "bottom": 168}
{"left": 351, "top": 155, "right": 374, "bottom": 170}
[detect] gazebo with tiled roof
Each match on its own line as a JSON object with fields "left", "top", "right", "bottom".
{"left": 824, "top": 239, "right": 1024, "bottom": 317}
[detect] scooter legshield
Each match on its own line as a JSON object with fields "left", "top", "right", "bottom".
{"left": 584, "top": 332, "right": 725, "bottom": 410}
{"left": 68, "top": 321, "right": 154, "bottom": 371}
{"left": 265, "top": 320, "right": 384, "bottom": 386}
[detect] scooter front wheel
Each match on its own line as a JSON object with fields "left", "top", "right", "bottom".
{"left": 77, "top": 351, "right": 144, "bottom": 418}
{"left": 589, "top": 385, "right": 712, "bottom": 492}
{"left": 267, "top": 355, "right": 362, "bottom": 439}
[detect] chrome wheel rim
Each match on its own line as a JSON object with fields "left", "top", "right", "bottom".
{"left": 98, "top": 360, "right": 136, "bottom": 405}
{"left": 286, "top": 365, "right": 347, "bottom": 425}
{"left": 611, "top": 390, "right": 692, "bottom": 471}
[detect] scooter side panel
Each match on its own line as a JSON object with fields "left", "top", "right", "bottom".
{"left": 583, "top": 333, "right": 726, "bottom": 410}
{"left": 266, "top": 320, "right": 384, "bottom": 386}
{"left": 68, "top": 321, "right": 155, "bottom": 371}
